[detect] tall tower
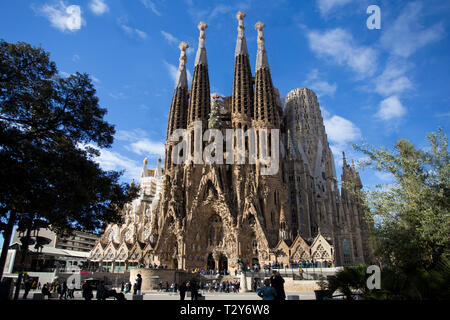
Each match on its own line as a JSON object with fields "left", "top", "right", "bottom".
{"left": 187, "top": 22, "right": 211, "bottom": 130}
{"left": 165, "top": 41, "right": 189, "bottom": 172}
{"left": 251, "top": 21, "right": 287, "bottom": 247}
{"left": 284, "top": 88, "right": 342, "bottom": 243}
{"left": 231, "top": 11, "right": 254, "bottom": 128}
{"left": 253, "top": 22, "right": 279, "bottom": 128}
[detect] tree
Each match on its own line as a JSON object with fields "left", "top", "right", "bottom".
{"left": 0, "top": 41, "right": 138, "bottom": 293}
{"left": 351, "top": 128, "right": 449, "bottom": 299}
{"left": 208, "top": 94, "right": 222, "bottom": 129}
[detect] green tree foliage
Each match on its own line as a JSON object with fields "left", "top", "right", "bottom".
{"left": 0, "top": 40, "right": 138, "bottom": 235}
{"left": 351, "top": 128, "right": 450, "bottom": 299}
{"left": 208, "top": 97, "right": 222, "bottom": 129}
{"left": 327, "top": 265, "right": 368, "bottom": 300}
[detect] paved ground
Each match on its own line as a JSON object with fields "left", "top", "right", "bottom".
{"left": 18, "top": 289, "right": 316, "bottom": 301}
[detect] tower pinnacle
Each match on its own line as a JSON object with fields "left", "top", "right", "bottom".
{"left": 195, "top": 22, "right": 208, "bottom": 66}
{"left": 235, "top": 11, "right": 248, "bottom": 56}
{"left": 175, "top": 41, "right": 189, "bottom": 88}
{"left": 255, "top": 21, "right": 268, "bottom": 70}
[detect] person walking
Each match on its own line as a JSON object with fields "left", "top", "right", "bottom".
{"left": 22, "top": 277, "right": 32, "bottom": 299}
{"left": 270, "top": 271, "right": 286, "bottom": 301}
{"left": 257, "top": 279, "right": 277, "bottom": 300}
{"left": 59, "top": 281, "right": 67, "bottom": 300}
{"left": 179, "top": 282, "right": 187, "bottom": 301}
{"left": 67, "top": 281, "right": 75, "bottom": 299}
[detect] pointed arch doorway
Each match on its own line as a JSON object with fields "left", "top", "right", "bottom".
{"left": 219, "top": 254, "right": 228, "bottom": 273}
{"left": 207, "top": 253, "right": 215, "bottom": 270}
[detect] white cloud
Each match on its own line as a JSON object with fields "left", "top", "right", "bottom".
{"left": 374, "top": 59, "right": 413, "bottom": 96}
{"left": 116, "top": 129, "right": 165, "bottom": 158}
{"left": 161, "top": 30, "right": 179, "bottom": 46}
{"left": 134, "top": 29, "right": 148, "bottom": 39}
{"left": 117, "top": 18, "right": 147, "bottom": 40}
{"left": 209, "top": 4, "right": 232, "bottom": 20}
{"left": 41, "top": 2, "right": 83, "bottom": 32}
{"left": 307, "top": 28, "right": 377, "bottom": 76}
{"left": 317, "top": 0, "right": 353, "bottom": 15}
{"left": 376, "top": 96, "right": 407, "bottom": 120}
{"left": 163, "top": 60, "right": 192, "bottom": 85}
{"left": 89, "top": 0, "right": 109, "bottom": 15}
{"left": 128, "top": 139, "right": 165, "bottom": 157}
{"left": 304, "top": 69, "right": 337, "bottom": 97}
{"left": 324, "top": 115, "right": 362, "bottom": 145}
{"left": 72, "top": 54, "right": 80, "bottom": 62}
{"left": 140, "top": 0, "right": 162, "bottom": 16}
{"left": 82, "top": 143, "right": 142, "bottom": 181}
{"left": 381, "top": 2, "right": 445, "bottom": 58}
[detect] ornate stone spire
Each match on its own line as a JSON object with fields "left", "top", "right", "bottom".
{"left": 231, "top": 11, "right": 253, "bottom": 121}
{"left": 253, "top": 21, "right": 278, "bottom": 126}
{"left": 165, "top": 42, "right": 190, "bottom": 171}
{"left": 255, "top": 21, "right": 269, "bottom": 70}
{"left": 194, "top": 21, "right": 208, "bottom": 66}
{"left": 188, "top": 22, "right": 211, "bottom": 127}
{"left": 235, "top": 11, "right": 248, "bottom": 56}
{"left": 175, "top": 41, "right": 189, "bottom": 88}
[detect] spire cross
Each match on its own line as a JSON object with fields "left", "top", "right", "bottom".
{"left": 236, "top": 11, "right": 246, "bottom": 33}
{"left": 178, "top": 41, "right": 189, "bottom": 67}
{"left": 198, "top": 21, "right": 208, "bottom": 48}
{"left": 255, "top": 21, "right": 265, "bottom": 46}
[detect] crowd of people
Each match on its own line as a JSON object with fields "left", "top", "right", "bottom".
{"left": 255, "top": 259, "right": 333, "bottom": 272}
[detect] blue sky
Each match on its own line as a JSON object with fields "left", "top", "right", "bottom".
{"left": 1, "top": 0, "right": 449, "bottom": 189}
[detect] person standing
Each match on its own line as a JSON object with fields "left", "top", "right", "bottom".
{"left": 96, "top": 281, "right": 106, "bottom": 300}
{"left": 270, "top": 271, "right": 286, "bottom": 301}
{"left": 179, "top": 282, "right": 187, "bottom": 301}
{"left": 41, "top": 283, "right": 51, "bottom": 299}
{"left": 82, "top": 281, "right": 93, "bottom": 301}
{"left": 257, "top": 279, "right": 277, "bottom": 300}
{"left": 134, "top": 274, "right": 142, "bottom": 295}
{"left": 190, "top": 281, "right": 199, "bottom": 301}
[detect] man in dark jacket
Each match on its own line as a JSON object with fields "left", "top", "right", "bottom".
{"left": 179, "top": 282, "right": 187, "bottom": 300}
{"left": 270, "top": 271, "right": 286, "bottom": 301}
{"left": 190, "top": 281, "right": 199, "bottom": 300}
{"left": 134, "top": 274, "right": 142, "bottom": 295}
{"left": 82, "top": 281, "right": 93, "bottom": 301}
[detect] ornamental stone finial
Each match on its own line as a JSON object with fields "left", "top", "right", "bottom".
{"left": 197, "top": 21, "right": 208, "bottom": 48}
{"left": 195, "top": 22, "right": 208, "bottom": 65}
{"left": 255, "top": 21, "right": 265, "bottom": 44}
{"left": 178, "top": 41, "right": 189, "bottom": 66}
{"left": 236, "top": 11, "right": 246, "bottom": 31}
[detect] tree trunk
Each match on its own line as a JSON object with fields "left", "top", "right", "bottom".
{"left": 13, "top": 219, "right": 32, "bottom": 300}
{"left": 0, "top": 211, "right": 16, "bottom": 282}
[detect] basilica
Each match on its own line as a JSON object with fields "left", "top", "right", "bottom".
{"left": 89, "top": 12, "right": 371, "bottom": 273}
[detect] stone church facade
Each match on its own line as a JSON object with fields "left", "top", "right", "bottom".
{"left": 90, "top": 12, "right": 370, "bottom": 272}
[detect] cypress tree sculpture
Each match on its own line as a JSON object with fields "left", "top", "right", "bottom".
{"left": 208, "top": 94, "right": 222, "bottom": 129}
